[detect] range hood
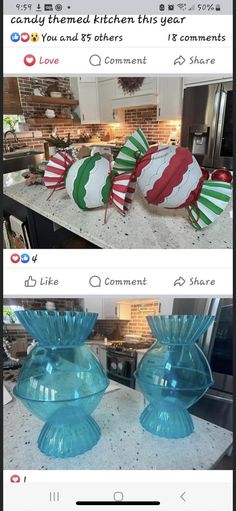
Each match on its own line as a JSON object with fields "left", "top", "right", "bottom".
{"left": 112, "top": 93, "right": 158, "bottom": 109}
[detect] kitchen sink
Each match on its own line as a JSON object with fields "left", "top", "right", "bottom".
{"left": 3, "top": 150, "right": 44, "bottom": 174}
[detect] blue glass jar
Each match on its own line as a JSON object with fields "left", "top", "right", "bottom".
{"left": 13, "top": 311, "right": 109, "bottom": 458}
{"left": 135, "top": 315, "right": 214, "bottom": 439}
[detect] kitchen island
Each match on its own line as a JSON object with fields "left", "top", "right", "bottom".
{"left": 4, "top": 381, "right": 233, "bottom": 470}
{"left": 3, "top": 171, "right": 233, "bottom": 249}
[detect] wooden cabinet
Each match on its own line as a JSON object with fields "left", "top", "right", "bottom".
{"left": 3, "top": 78, "right": 22, "bottom": 115}
{"left": 157, "top": 78, "right": 183, "bottom": 121}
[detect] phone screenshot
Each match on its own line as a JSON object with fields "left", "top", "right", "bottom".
{"left": 3, "top": 1, "right": 233, "bottom": 510}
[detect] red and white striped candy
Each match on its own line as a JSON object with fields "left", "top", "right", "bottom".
{"left": 44, "top": 151, "right": 75, "bottom": 190}
{"left": 111, "top": 173, "right": 137, "bottom": 214}
{"left": 135, "top": 146, "right": 203, "bottom": 208}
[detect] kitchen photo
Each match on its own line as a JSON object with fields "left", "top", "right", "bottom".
{"left": 3, "top": 75, "right": 233, "bottom": 250}
{"left": 3, "top": 295, "right": 233, "bottom": 470}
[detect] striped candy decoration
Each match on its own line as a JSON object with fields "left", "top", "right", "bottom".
{"left": 186, "top": 180, "right": 232, "bottom": 230}
{"left": 135, "top": 145, "right": 203, "bottom": 208}
{"left": 111, "top": 173, "right": 137, "bottom": 214}
{"left": 44, "top": 151, "right": 75, "bottom": 190}
{"left": 113, "top": 128, "right": 149, "bottom": 173}
{"left": 65, "top": 154, "right": 136, "bottom": 214}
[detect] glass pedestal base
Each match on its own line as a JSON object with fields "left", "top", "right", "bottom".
{"left": 140, "top": 398, "right": 194, "bottom": 439}
{"left": 37, "top": 407, "right": 101, "bottom": 458}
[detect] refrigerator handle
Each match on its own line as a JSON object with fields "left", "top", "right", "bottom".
{"left": 198, "top": 298, "right": 221, "bottom": 358}
{"left": 215, "top": 82, "right": 220, "bottom": 95}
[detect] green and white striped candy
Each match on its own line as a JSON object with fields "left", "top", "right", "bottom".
{"left": 186, "top": 180, "right": 232, "bottom": 230}
{"left": 65, "top": 154, "right": 112, "bottom": 209}
{"left": 113, "top": 128, "right": 149, "bottom": 173}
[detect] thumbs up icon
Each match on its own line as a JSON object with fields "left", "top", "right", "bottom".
{"left": 24, "top": 276, "right": 37, "bottom": 288}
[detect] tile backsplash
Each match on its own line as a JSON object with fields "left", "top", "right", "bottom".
{"left": 95, "top": 301, "right": 160, "bottom": 340}
{"left": 5, "top": 78, "right": 181, "bottom": 150}
{"left": 4, "top": 299, "right": 159, "bottom": 342}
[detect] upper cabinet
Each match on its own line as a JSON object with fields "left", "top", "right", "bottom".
{"left": 112, "top": 77, "right": 182, "bottom": 120}
{"left": 70, "top": 77, "right": 100, "bottom": 124}
{"left": 70, "top": 77, "right": 116, "bottom": 124}
{"left": 98, "top": 79, "right": 117, "bottom": 123}
{"left": 183, "top": 75, "right": 232, "bottom": 87}
{"left": 70, "top": 77, "right": 183, "bottom": 124}
{"left": 83, "top": 297, "right": 103, "bottom": 319}
{"left": 156, "top": 77, "right": 183, "bottom": 121}
{"left": 78, "top": 82, "right": 101, "bottom": 123}
{"left": 3, "top": 78, "right": 22, "bottom": 115}
{"left": 82, "top": 297, "right": 132, "bottom": 320}
{"left": 102, "top": 299, "right": 132, "bottom": 320}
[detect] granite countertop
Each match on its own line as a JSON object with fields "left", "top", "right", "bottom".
{"left": 3, "top": 171, "right": 233, "bottom": 249}
{"left": 4, "top": 381, "right": 233, "bottom": 471}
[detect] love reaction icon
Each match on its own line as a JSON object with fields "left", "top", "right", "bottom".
{"left": 21, "top": 32, "right": 30, "bottom": 42}
{"left": 23, "top": 54, "right": 36, "bottom": 67}
{"left": 10, "top": 475, "right": 21, "bottom": 483}
{"left": 10, "top": 253, "right": 21, "bottom": 264}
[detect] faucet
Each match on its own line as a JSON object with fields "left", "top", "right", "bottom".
{"left": 4, "top": 130, "right": 18, "bottom": 153}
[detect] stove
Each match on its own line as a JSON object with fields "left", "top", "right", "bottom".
{"left": 106, "top": 341, "right": 152, "bottom": 388}
{"left": 107, "top": 341, "right": 152, "bottom": 357}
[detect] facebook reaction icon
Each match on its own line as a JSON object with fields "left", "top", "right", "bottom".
{"left": 11, "top": 32, "right": 21, "bottom": 42}
{"left": 21, "top": 253, "right": 30, "bottom": 264}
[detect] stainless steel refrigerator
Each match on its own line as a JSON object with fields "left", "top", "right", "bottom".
{"left": 181, "top": 81, "right": 233, "bottom": 171}
{"left": 172, "top": 298, "right": 233, "bottom": 433}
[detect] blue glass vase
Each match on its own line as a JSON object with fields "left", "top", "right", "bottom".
{"left": 135, "top": 315, "right": 214, "bottom": 439}
{"left": 13, "top": 311, "right": 109, "bottom": 458}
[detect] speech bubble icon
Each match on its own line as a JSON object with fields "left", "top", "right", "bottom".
{"left": 89, "top": 54, "right": 101, "bottom": 66}
{"left": 89, "top": 275, "right": 101, "bottom": 288}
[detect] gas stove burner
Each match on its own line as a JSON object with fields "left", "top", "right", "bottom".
{"left": 108, "top": 341, "right": 153, "bottom": 354}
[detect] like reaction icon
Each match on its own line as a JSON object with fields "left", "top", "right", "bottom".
{"left": 10, "top": 32, "right": 21, "bottom": 42}
{"left": 21, "top": 253, "right": 30, "bottom": 264}
{"left": 25, "top": 276, "right": 37, "bottom": 287}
